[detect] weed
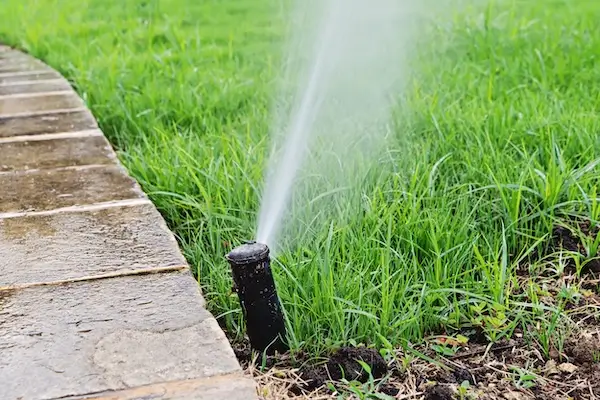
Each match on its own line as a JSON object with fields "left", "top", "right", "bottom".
{"left": 331, "top": 360, "right": 394, "bottom": 400}
{"left": 510, "top": 366, "right": 537, "bottom": 390}
{"left": 457, "top": 380, "right": 471, "bottom": 400}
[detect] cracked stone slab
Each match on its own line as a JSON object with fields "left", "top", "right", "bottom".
{"left": 68, "top": 375, "right": 258, "bottom": 400}
{"left": 0, "top": 271, "right": 243, "bottom": 400}
{"left": 0, "top": 109, "right": 98, "bottom": 138}
{"left": 0, "top": 165, "right": 145, "bottom": 214}
{"left": 0, "top": 203, "right": 187, "bottom": 286}
{"left": 0, "top": 92, "right": 83, "bottom": 117}
{"left": 0, "top": 70, "right": 60, "bottom": 85}
{"left": 0, "top": 79, "right": 71, "bottom": 96}
{"left": 0, "top": 134, "right": 115, "bottom": 172}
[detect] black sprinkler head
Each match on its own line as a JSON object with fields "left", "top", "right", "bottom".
{"left": 226, "top": 241, "right": 288, "bottom": 354}
{"left": 226, "top": 240, "right": 269, "bottom": 265}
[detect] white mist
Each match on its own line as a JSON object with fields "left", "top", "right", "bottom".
{"left": 257, "top": 0, "right": 451, "bottom": 252}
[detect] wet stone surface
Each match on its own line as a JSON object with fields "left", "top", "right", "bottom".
{"left": 0, "top": 51, "right": 29, "bottom": 62}
{"left": 0, "top": 92, "right": 83, "bottom": 117}
{"left": 0, "top": 56, "right": 38, "bottom": 67}
{"left": 0, "top": 45, "right": 23, "bottom": 55}
{"left": 0, "top": 46, "right": 255, "bottom": 400}
{"left": 0, "top": 49, "right": 27, "bottom": 57}
{"left": 0, "top": 165, "right": 145, "bottom": 214}
{"left": 0, "top": 134, "right": 114, "bottom": 172}
{"left": 0, "top": 70, "right": 60, "bottom": 85}
{"left": 0, "top": 79, "right": 71, "bottom": 96}
{"left": 67, "top": 375, "right": 258, "bottom": 400}
{"left": 0, "top": 204, "right": 187, "bottom": 286}
{"left": 0, "top": 60, "right": 45, "bottom": 73}
{"left": 0, "top": 271, "right": 242, "bottom": 400}
{"left": 0, "top": 109, "right": 98, "bottom": 137}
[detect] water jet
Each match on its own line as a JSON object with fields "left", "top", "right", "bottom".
{"left": 226, "top": 241, "right": 288, "bottom": 354}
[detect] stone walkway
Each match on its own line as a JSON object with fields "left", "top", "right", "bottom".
{"left": 0, "top": 45, "right": 257, "bottom": 400}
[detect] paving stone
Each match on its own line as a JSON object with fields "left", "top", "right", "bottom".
{"left": 0, "top": 79, "right": 71, "bottom": 96}
{"left": 69, "top": 375, "right": 258, "bottom": 400}
{"left": 0, "top": 47, "right": 255, "bottom": 400}
{"left": 0, "top": 109, "right": 98, "bottom": 138}
{"left": 0, "top": 203, "right": 187, "bottom": 286}
{"left": 0, "top": 54, "right": 34, "bottom": 66}
{"left": 0, "top": 165, "right": 145, "bottom": 214}
{"left": 0, "top": 92, "right": 83, "bottom": 117}
{"left": 0, "top": 70, "right": 60, "bottom": 85}
{"left": 0, "top": 52, "right": 26, "bottom": 58}
{"left": 0, "top": 134, "right": 114, "bottom": 172}
{"left": 0, "top": 60, "right": 45, "bottom": 73}
{"left": 0, "top": 50, "right": 35, "bottom": 59}
{"left": 0, "top": 271, "right": 242, "bottom": 400}
{"left": 0, "top": 49, "right": 23, "bottom": 59}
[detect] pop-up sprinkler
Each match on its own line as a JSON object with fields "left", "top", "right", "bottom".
{"left": 226, "top": 241, "right": 288, "bottom": 354}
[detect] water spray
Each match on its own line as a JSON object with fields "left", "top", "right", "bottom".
{"left": 226, "top": 241, "right": 288, "bottom": 354}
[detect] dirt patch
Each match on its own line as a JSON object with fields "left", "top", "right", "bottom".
{"left": 552, "top": 220, "right": 600, "bottom": 274}
{"left": 565, "top": 334, "right": 600, "bottom": 365}
{"left": 377, "top": 383, "right": 400, "bottom": 397}
{"left": 298, "top": 347, "right": 388, "bottom": 391}
{"left": 424, "top": 383, "right": 455, "bottom": 400}
{"left": 433, "top": 366, "right": 475, "bottom": 385}
{"left": 244, "top": 330, "right": 600, "bottom": 399}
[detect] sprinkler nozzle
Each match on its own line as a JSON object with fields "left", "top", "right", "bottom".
{"left": 226, "top": 241, "right": 288, "bottom": 354}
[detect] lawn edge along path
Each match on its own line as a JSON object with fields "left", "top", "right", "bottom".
{"left": 0, "top": 45, "right": 258, "bottom": 400}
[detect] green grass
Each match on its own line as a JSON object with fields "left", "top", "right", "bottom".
{"left": 1, "top": 0, "right": 599, "bottom": 356}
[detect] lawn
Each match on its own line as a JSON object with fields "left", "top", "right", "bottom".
{"left": 2, "top": 0, "right": 599, "bottom": 395}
